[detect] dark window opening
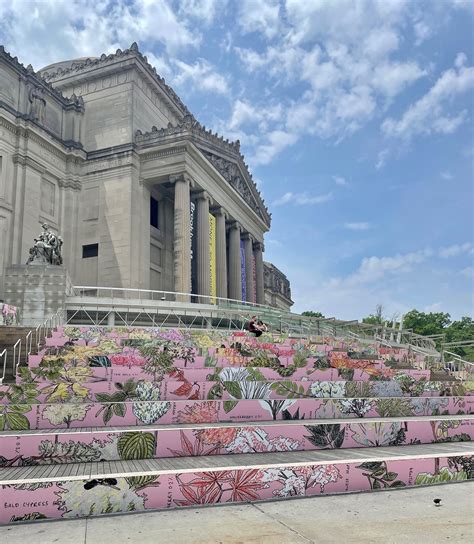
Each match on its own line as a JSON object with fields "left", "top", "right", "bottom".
{"left": 82, "top": 243, "right": 98, "bottom": 258}
{"left": 150, "top": 197, "right": 159, "bottom": 229}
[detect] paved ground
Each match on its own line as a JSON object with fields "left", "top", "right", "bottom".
{"left": 1, "top": 483, "right": 473, "bottom": 543}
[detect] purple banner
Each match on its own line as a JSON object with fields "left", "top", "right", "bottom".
{"left": 240, "top": 239, "right": 246, "bottom": 301}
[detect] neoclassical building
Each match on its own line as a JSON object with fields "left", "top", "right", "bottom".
{"left": 0, "top": 43, "right": 287, "bottom": 306}
{"left": 264, "top": 261, "right": 293, "bottom": 311}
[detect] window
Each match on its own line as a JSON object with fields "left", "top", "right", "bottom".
{"left": 150, "top": 197, "right": 159, "bottom": 229}
{"left": 82, "top": 243, "right": 98, "bottom": 258}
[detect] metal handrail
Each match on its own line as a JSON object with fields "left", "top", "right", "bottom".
{"left": 12, "top": 338, "right": 21, "bottom": 374}
{"left": 0, "top": 349, "right": 7, "bottom": 385}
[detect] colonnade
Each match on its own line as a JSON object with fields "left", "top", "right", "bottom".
{"left": 171, "top": 175, "right": 265, "bottom": 304}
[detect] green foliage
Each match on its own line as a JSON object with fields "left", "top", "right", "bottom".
{"left": 357, "top": 461, "right": 406, "bottom": 489}
{"left": 117, "top": 432, "right": 156, "bottom": 460}
{"left": 223, "top": 400, "right": 238, "bottom": 413}
{"left": 403, "top": 309, "right": 451, "bottom": 336}
{"left": 0, "top": 404, "right": 31, "bottom": 431}
{"left": 304, "top": 424, "right": 345, "bottom": 449}
{"left": 302, "top": 311, "right": 325, "bottom": 318}
{"left": 139, "top": 341, "right": 174, "bottom": 381}
{"left": 414, "top": 467, "right": 467, "bottom": 485}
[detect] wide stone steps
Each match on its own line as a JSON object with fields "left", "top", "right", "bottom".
{"left": 1, "top": 415, "right": 472, "bottom": 465}
{"left": 1, "top": 442, "right": 472, "bottom": 523}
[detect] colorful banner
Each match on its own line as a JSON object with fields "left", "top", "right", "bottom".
{"left": 209, "top": 213, "right": 216, "bottom": 304}
{"left": 190, "top": 201, "right": 196, "bottom": 295}
{"left": 240, "top": 239, "right": 246, "bottom": 301}
{"left": 252, "top": 254, "right": 257, "bottom": 303}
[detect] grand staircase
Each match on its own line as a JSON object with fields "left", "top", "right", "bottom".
{"left": 0, "top": 326, "right": 472, "bottom": 524}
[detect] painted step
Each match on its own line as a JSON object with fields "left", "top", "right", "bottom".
{"left": 1, "top": 396, "right": 471, "bottom": 430}
{"left": 1, "top": 442, "right": 472, "bottom": 523}
{"left": 4, "top": 378, "right": 471, "bottom": 405}
{"left": 1, "top": 415, "right": 471, "bottom": 465}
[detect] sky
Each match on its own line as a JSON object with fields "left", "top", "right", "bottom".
{"left": 0, "top": 0, "right": 473, "bottom": 320}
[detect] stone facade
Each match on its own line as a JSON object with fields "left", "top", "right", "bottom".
{"left": 0, "top": 43, "right": 273, "bottom": 305}
{"left": 264, "top": 261, "right": 293, "bottom": 311}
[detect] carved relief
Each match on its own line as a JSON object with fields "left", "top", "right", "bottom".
{"left": 264, "top": 262, "right": 292, "bottom": 301}
{"left": 28, "top": 85, "right": 46, "bottom": 123}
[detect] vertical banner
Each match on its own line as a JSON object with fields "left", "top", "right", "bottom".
{"left": 190, "top": 201, "right": 196, "bottom": 295}
{"left": 252, "top": 254, "right": 257, "bottom": 303}
{"left": 240, "top": 239, "right": 246, "bottom": 301}
{"left": 209, "top": 213, "right": 216, "bottom": 304}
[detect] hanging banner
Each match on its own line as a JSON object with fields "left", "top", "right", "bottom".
{"left": 190, "top": 201, "right": 196, "bottom": 295}
{"left": 252, "top": 253, "right": 257, "bottom": 303}
{"left": 209, "top": 213, "right": 217, "bottom": 304}
{"left": 240, "top": 239, "right": 246, "bottom": 302}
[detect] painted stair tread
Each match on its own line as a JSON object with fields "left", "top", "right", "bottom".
{"left": 1, "top": 413, "right": 472, "bottom": 436}
{"left": 2, "top": 441, "right": 472, "bottom": 484}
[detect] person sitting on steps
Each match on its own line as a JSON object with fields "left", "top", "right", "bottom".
{"left": 245, "top": 316, "right": 267, "bottom": 337}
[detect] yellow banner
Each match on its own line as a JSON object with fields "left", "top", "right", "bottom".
{"left": 209, "top": 213, "right": 216, "bottom": 303}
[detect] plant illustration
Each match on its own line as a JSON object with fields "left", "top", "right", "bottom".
{"left": 42, "top": 403, "right": 91, "bottom": 428}
{"left": 356, "top": 461, "right": 406, "bottom": 489}
{"left": 168, "top": 430, "right": 222, "bottom": 457}
{"left": 375, "top": 398, "right": 413, "bottom": 417}
{"left": 117, "top": 431, "right": 160, "bottom": 491}
{"left": 304, "top": 424, "right": 345, "bottom": 449}
{"left": 349, "top": 422, "right": 405, "bottom": 447}
{"left": 339, "top": 399, "right": 373, "bottom": 418}
{"left": 132, "top": 381, "right": 170, "bottom": 424}
{"left": 259, "top": 399, "right": 297, "bottom": 420}
{"left": 0, "top": 403, "right": 31, "bottom": 430}
{"left": 95, "top": 379, "right": 137, "bottom": 424}
{"left": 260, "top": 464, "right": 342, "bottom": 496}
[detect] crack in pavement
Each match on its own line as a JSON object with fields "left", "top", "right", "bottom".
{"left": 251, "top": 503, "right": 315, "bottom": 544}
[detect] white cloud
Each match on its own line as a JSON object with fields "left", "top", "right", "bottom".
{"left": 329, "top": 249, "right": 432, "bottom": 287}
{"left": 440, "top": 170, "right": 454, "bottom": 180}
{"left": 333, "top": 176, "right": 348, "bottom": 186}
{"left": 424, "top": 301, "right": 443, "bottom": 313}
{"left": 238, "top": 0, "right": 280, "bottom": 39}
{"left": 178, "top": 0, "right": 225, "bottom": 24}
{"left": 382, "top": 54, "right": 474, "bottom": 140}
{"left": 438, "top": 243, "right": 473, "bottom": 258}
{"left": 251, "top": 130, "right": 299, "bottom": 165}
{"left": 272, "top": 191, "right": 333, "bottom": 206}
{"left": 344, "top": 222, "right": 371, "bottom": 231}
{"left": 376, "top": 149, "right": 389, "bottom": 169}
{"left": 459, "top": 267, "right": 474, "bottom": 279}
{"left": 173, "top": 58, "right": 229, "bottom": 95}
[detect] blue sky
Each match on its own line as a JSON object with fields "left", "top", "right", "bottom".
{"left": 1, "top": 0, "right": 473, "bottom": 320}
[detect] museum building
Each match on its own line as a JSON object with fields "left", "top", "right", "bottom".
{"left": 0, "top": 43, "right": 292, "bottom": 310}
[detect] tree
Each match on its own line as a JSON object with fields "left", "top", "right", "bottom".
{"left": 302, "top": 311, "right": 325, "bottom": 318}
{"left": 402, "top": 310, "right": 451, "bottom": 336}
{"left": 445, "top": 317, "right": 474, "bottom": 360}
{"left": 362, "top": 304, "right": 385, "bottom": 325}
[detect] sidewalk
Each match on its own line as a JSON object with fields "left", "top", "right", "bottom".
{"left": 1, "top": 483, "right": 473, "bottom": 544}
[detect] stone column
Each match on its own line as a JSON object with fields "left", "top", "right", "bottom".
{"left": 214, "top": 208, "right": 228, "bottom": 300}
{"left": 172, "top": 175, "right": 191, "bottom": 301}
{"left": 228, "top": 221, "right": 242, "bottom": 301}
{"left": 195, "top": 191, "right": 210, "bottom": 301}
{"left": 242, "top": 233, "right": 254, "bottom": 303}
{"left": 254, "top": 241, "right": 265, "bottom": 305}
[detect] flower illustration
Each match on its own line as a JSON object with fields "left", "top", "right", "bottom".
{"left": 310, "top": 381, "right": 346, "bottom": 398}
{"left": 371, "top": 381, "right": 403, "bottom": 398}
{"left": 195, "top": 427, "right": 240, "bottom": 445}
{"left": 132, "top": 381, "right": 170, "bottom": 424}
{"left": 339, "top": 399, "right": 373, "bottom": 418}
{"left": 260, "top": 464, "right": 341, "bottom": 497}
{"left": 225, "top": 428, "right": 300, "bottom": 454}
{"left": 110, "top": 353, "right": 145, "bottom": 368}
{"left": 177, "top": 402, "right": 219, "bottom": 424}
{"left": 42, "top": 403, "right": 91, "bottom": 427}
{"left": 219, "top": 367, "right": 251, "bottom": 382}
{"left": 55, "top": 479, "right": 145, "bottom": 517}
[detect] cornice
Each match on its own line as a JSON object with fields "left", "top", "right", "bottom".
{"left": 0, "top": 45, "right": 84, "bottom": 111}
{"left": 40, "top": 42, "right": 188, "bottom": 118}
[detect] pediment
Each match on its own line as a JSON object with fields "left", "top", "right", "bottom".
{"left": 198, "top": 148, "right": 270, "bottom": 226}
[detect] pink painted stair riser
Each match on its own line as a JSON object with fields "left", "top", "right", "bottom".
{"left": 1, "top": 397, "right": 471, "bottom": 430}
{"left": 1, "top": 455, "right": 472, "bottom": 524}
{"left": 2, "top": 380, "right": 471, "bottom": 404}
{"left": 1, "top": 419, "right": 472, "bottom": 465}
{"left": 18, "top": 363, "right": 432, "bottom": 384}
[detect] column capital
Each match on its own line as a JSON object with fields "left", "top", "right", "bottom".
{"left": 227, "top": 220, "right": 241, "bottom": 232}
{"left": 211, "top": 206, "right": 228, "bottom": 220}
{"left": 242, "top": 232, "right": 254, "bottom": 242}
{"left": 194, "top": 190, "right": 211, "bottom": 203}
{"left": 253, "top": 241, "right": 264, "bottom": 252}
{"left": 169, "top": 173, "right": 195, "bottom": 188}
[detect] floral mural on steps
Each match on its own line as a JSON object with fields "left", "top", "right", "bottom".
{"left": 1, "top": 419, "right": 472, "bottom": 467}
{"left": 1, "top": 325, "right": 472, "bottom": 524}
{"left": 1, "top": 455, "right": 472, "bottom": 523}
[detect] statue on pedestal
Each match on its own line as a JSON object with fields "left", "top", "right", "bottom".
{"left": 26, "top": 223, "right": 63, "bottom": 265}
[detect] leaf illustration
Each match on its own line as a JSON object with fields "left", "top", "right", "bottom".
{"left": 6, "top": 412, "right": 30, "bottom": 431}
{"left": 125, "top": 475, "right": 160, "bottom": 491}
{"left": 223, "top": 381, "right": 242, "bottom": 399}
{"left": 117, "top": 432, "right": 156, "bottom": 460}
{"left": 304, "top": 424, "right": 345, "bottom": 449}
{"left": 223, "top": 401, "right": 238, "bottom": 413}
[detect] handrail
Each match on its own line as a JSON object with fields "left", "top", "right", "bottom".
{"left": 12, "top": 338, "right": 21, "bottom": 374}
{"left": 0, "top": 349, "right": 6, "bottom": 385}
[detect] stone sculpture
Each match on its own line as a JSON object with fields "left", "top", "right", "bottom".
{"left": 26, "top": 223, "right": 63, "bottom": 265}
{"left": 28, "top": 85, "right": 46, "bottom": 124}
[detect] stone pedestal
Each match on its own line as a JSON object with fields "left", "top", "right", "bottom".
{"left": 4, "top": 265, "right": 73, "bottom": 325}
